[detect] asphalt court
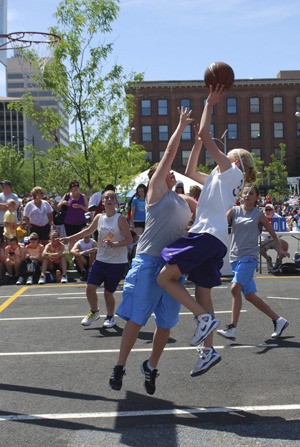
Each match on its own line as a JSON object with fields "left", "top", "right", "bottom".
{"left": 0, "top": 271, "right": 299, "bottom": 447}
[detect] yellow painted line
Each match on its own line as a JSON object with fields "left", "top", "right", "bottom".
{"left": 0, "top": 287, "right": 28, "bottom": 313}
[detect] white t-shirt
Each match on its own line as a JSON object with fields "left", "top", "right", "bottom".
{"left": 190, "top": 164, "right": 244, "bottom": 247}
{"left": 0, "top": 192, "right": 19, "bottom": 224}
{"left": 23, "top": 200, "right": 53, "bottom": 226}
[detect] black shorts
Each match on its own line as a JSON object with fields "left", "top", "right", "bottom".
{"left": 134, "top": 221, "right": 145, "bottom": 229}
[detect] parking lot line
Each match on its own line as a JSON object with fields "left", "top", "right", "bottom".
{"left": 0, "top": 286, "right": 28, "bottom": 313}
{"left": 0, "top": 404, "right": 299, "bottom": 422}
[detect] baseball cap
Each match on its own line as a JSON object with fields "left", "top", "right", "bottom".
{"left": 265, "top": 204, "right": 274, "bottom": 210}
{"left": 54, "top": 195, "right": 62, "bottom": 202}
{"left": 175, "top": 181, "right": 184, "bottom": 189}
{"left": 1, "top": 180, "right": 11, "bottom": 186}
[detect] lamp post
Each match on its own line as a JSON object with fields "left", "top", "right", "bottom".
{"left": 23, "top": 135, "right": 36, "bottom": 187}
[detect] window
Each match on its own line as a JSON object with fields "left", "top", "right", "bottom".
{"left": 205, "top": 150, "right": 214, "bottom": 166}
{"left": 250, "top": 122, "right": 261, "bottom": 139}
{"left": 250, "top": 97, "right": 260, "bottom": 113}
{"left": 141, "top": 99, "right": 151, "bottom": 116}
{"left": 296, "top": 122, "right": 300, "bottom": 138}
{"left": 158, "top": 99, "right": 168, "bottom": 116}
{"left": 273, "top": 96, "right": 283, "bottom": 113}
{"left": 181, "top": 124, "right": 192, "bottom": 141}
{"left": 159, "top": 151, "right": 164, "bottom": 160}
{"left": 296, "top": 96, "right": 300, "bottom": 112}
{"left": 227, "top": 97, "right": 237, "bottom": 114}
{"left": 141, "top": 125, "right": 152, "bottom": 142}
{"left": 210, "top": 124, "right": 215, "bottom": 137}
{"left": 274, "top": 147, "right": 282, "bottom": 158}
{"left": 158, "top": 124, "right": 169, "bottom": 141}
{"left": 228, "top": 123, "right": 238, "bottom": 140}
{"left": 182, "top": 150, "right": 191, "bottom": 166}
{"left": 145, "top": 152, "right": 152, "bottom": 162}
{"left": 273, "top": 122, "right": 283, "bottom": 138}
{"left": 251, "top": 148, "right": 261, "bottom": 158}
{"left": 181, "top": 98, "right": 191, "bottom": 110}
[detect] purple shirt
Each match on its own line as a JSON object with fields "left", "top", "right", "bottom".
{"left": 64, "top": 193, "right": 86, "bottom": 225}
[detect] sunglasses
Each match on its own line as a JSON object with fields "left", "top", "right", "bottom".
{"left": 30, "top": 238, "right": 38, "bottom": 240}
{"left": 265, "top": 208, "right": 273, "bottom": 211}
{"left": 71, "top": 183, "right": 79, "bottom": 187}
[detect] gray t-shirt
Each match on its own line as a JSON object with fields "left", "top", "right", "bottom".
{"left": 137, "top": 189, "right": 191, "bottom": 257}
{"left": 230, "top": 206, "right": 262, "bottom": 262}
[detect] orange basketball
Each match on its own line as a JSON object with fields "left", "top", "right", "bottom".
{"left": 204, "top": 62, "right": 235, "bottom": 90}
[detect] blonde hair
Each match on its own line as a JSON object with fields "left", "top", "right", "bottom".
{"left": 31, "top": 186, "right": 44, "bottom": 199}
{"left": 7, "top": 198, "right": 16, "bottom": 207}
{"left": 229, "top": 148, "right": 257, "bottom": 183}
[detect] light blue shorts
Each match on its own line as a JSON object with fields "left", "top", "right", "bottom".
{"left": 231, "top": 257, "right": 258, "bottom": 296}
{"left": 116, "top": 254, "right": 182, "bottom": 328}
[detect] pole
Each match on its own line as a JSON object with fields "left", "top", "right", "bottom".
{"left": 221, "top": 129, "right": 228, "bottom": 155}
{"left": 32, "top": 135, "right": 36, "bottom": 187}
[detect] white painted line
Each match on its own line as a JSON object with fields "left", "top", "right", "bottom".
{"left": 0, "top": 343, "right": 279, "bottom": 357}
{"left": 267, "top": 296, "right": 299, "bottom": 301}
{"left": 0, "top": 310, "right": 246, "bottom": 322}
{"left": 0, "top": 404, "right": 299, "bottom": 422}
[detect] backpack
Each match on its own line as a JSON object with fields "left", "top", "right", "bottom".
{"left": 272, "top": 262, "right": 300, "bottom": 275}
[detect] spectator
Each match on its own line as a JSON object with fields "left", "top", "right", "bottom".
{"left": 16, "top": 221, "right": 28, "bottom": 243}
{"left": 23, "top": 187, "right": 54, "bottom": 245}
{"left": 4, "top": 236, "right": 25, "bottom": 281}
{"left": 16, "top": 232, "right": 43, "bottom": 285}
{"left": 175, "top": 181, "right": 185, "bottom": 195}
{"left": 260, "top": 204, "right": 289, "bottom": 272}
{"left": 38, "top": 230, "right": 68, "bottom": 284}
{"left": 58, "top": 180, "right": 88, "bottom": 248}
{"left": 0, "top": 180, "right": 19, "bottom": 248}
{"left": 129, "top": 184, "right": 147, "bottom": 236}
{"left": 70, "top": 234, "right": 97, "bottom": 281}
{"left": 3, "top": 199, "right": 18, "bottom": 240}
{"left": 189, "top": 185, "right": 201, "bottom": 202}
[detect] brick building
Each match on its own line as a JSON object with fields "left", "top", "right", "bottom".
{"left": 128, "top": 71, "right": 300, "bottom": 176}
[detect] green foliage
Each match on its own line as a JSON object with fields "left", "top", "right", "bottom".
{"left": 265, "top": 143, "right": 289, "bottom": 203}
{"left": 7, "top": 0, "right": 145, "bottom": 195}
{"left": 197, "top": 164, "right": 212, "bottom": 175}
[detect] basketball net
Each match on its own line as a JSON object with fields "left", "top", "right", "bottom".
{"left": 0, "top": 31, "right": 61, "bottom": 94}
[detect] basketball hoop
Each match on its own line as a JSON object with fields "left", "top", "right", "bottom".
{"left": 0, "top": 31, "right": 61, "bottom": 91}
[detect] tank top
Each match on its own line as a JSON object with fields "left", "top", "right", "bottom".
{"left": 64, "top": 193, "right": 86, "bottom": 225}
{"left": 229, "top": 206, "right": 262, "bottom": 262}
{"left": 137, "top": 190, "right": 191, "bottom": 257}
{"left": 78, "top": 238, "right": 95, "bottom": 251}
{"left": 96, "top": 213, "right": 128, "bottom": 263}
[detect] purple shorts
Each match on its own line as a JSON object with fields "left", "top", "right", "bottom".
{"left": 87, "top": 260, "right": 127, "bottom": 293}
{"left": 161, "top": 233, "right": 227, "bottom": 288}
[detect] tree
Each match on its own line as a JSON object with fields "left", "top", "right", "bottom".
{"left": 265, "top": 143, "right": 289, "bottom": 203}
{"left": 9, "top": 0, "right": 145, "bottom": 194}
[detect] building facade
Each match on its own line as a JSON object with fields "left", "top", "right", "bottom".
{"left": 128, "top": 71, "right": 300, "bottom": 177}
{"left": 6, "top": 56, "right": 69, "bottom": 150}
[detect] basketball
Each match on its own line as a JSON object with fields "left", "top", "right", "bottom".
{"left": 204, "top": 62, "right": 235, "bottom": 90}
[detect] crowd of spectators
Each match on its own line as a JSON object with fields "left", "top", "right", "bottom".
{"left": 0, "top": 177, "right": 299, "bottom": 286}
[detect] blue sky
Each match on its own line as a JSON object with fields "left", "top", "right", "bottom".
{"left": 1, "top": 0, "right": 299, "bottom": 93}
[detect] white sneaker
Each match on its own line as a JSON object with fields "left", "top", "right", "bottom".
{"left": 271, "top": 317, "right": 289, "bottom": 338}
{"left": 16, "top": 277, "right": 24, "bottom": 285}
{"left": 38, "top": 275, "right": 46, "bottom": 285}
{"left": 61, "top": 274, "right": 68, "bottom": 283}
{"left": 217, "top": 325, "right": 237, "bottom": 341}
{"left": 103, "top": 316, "right": 117, "bottom": 328}
{"left": 190, "top": 313, "right": 220, "bottom": 346}
{"left": 81, "top": 310, "right": 100, "bottom": 326}
{"left": 190, "top": 347, "right": 221, "bottom": 377}
{"left": 26, "top": 276, "right": 33, "bottom": 285}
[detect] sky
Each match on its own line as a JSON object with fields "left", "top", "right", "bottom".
{"left": 1, "top": 0, "right": 299, "bottom": 93}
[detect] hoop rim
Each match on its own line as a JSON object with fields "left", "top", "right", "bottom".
{"left": 0, "top": 31, "right": 61, "bottom": 50}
